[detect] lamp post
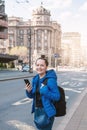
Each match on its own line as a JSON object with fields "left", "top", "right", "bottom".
{"left": 27, "top": 28, "right": 32, "bottom": 73}
{"left": 15, "top": 0, "right": 33, "bottom": 72}
{"left": 54, "top": 53, "right": 58, "bottom": 71}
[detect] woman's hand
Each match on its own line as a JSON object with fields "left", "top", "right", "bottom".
{"left": 25, "top": 83, "right": 32, "bottom": 92}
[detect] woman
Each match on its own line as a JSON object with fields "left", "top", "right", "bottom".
{"left": 25, "top": 57, "right": 60, "bottom": 130}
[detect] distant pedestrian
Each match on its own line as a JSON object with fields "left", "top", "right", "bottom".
{"left": 25, "top": 56, "right": 60, "bottom": 130}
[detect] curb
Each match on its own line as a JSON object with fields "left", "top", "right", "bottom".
{"left": 55, "top": 88, "right": 87, "bottom": 130}
{"left": 0, "top": 74, "right": 35, "bottom": 82}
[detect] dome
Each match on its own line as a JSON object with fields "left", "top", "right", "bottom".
{"left": 32, "top": 6, "right": 50, "bottom": 16}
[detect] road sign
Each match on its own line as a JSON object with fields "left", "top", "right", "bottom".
{"left": 54, "top": 53, "right": 58, "bottom": 58}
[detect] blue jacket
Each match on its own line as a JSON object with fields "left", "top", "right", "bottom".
{"left": 26, "top": 69, "right": 60, "bottom": 118}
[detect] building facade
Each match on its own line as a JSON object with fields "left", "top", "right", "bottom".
{"left": 81, "top": 44, "right": 87, "bottom": 66}
{"left": 0, "top": 0, "right": 19, "bottom": 64}
{"left": 0, "top": 0, "right": 8, "bottom": 39}
{"left": 0, "top": 0, "right": 8, "bottom": 53}
{"left": 7, "top": 5, "right": 61, "bottom": 67}
{"left": 61, "top": 32, "right": 81, "bottom": 67}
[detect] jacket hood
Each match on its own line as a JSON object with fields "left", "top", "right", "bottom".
{"left": 32, "top": 69, "right": 57, "bottom": 84}
{"left": 45, "top": 69, "right": 57, "bottom": 79}
{"left": 40, "top": 69, "right": 57, "bottom": 83}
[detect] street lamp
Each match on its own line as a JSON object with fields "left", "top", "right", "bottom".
{"left": 13, "top": 0, "right": 33, "bottom": 72}
{"left": 54, "top": 53, "right": 59, "bottom": 71}
{"left": 27, "top": 28, "right": 32, "bottom": 73}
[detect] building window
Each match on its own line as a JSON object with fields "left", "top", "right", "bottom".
{"left": 44, "top": 41, "right": 47, "bottom": 46}
{"left": 9, "top": 35, "right": 14, "bottom": 47}
{"left": 19, "top": 37, "right": 24, "bottom": 46}
{"left": 19, "top": 35, "right": 23, "bottom": 39}
{"left": 44, "top": 30, "right": 47, "bottom": 34}
{"left": 37, "top": 42, "right": 41, "bottom": 47}
{"left": 19, "top": 30, "right": 24, "bottom": 34}
{"left": 17, "top": 30, "right": 24, "bottom": 46}
{"left": 44, "top": 35, "right": 47, "bottom": 40}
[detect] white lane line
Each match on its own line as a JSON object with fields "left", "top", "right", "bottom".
{"left": 65, "top": 96, "right": 69, "bottom": 100}
{"left": 61, "top": 82, "right": 69, "bottom": 85}
{"left": 64, "top": 87, "right": 82, "bottom": 93}
{"left": 7, "top": 120, "right": 35, "bottom": 130}
{"left": 72, "top": 78, "right": 87, "bottom": 81}
{"left": 12, "top": 98, "right": 32, "bottom": 106}
{"left": 78, "top": 87, "right": 85, "bottom": 90}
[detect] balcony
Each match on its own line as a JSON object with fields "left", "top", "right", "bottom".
{"left": 0, "top": 19, "right": 8, "bottom": 28}
{"left": 32, "top": 21, "right": 52, "bottom": 26}
{"left": 0, "top": 32, "right": 8, "bottom": 39}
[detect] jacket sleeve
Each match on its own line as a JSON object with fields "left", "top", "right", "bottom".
{"left": 26, "top": 90, "right": 34, "bottom": 98}
{"left": 25, "top": 79, "right": 35, "bottom": 99}
{"left": 40, "top": 78, "right": 60, "bottom": 101}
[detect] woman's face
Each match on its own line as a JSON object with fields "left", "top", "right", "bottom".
{"left": 36, "top": 59, "right": 47, "bottom": 77}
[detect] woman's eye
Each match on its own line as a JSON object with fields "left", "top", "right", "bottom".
{"left": 36, "top": 64, "right": 44, "bottom": 67}
{"left": 41, "top": 65, "right": 44, "bottom": 67}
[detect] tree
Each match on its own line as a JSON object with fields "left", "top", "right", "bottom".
{"left": 9, "top": 46, "right": 28, "bottom": 63}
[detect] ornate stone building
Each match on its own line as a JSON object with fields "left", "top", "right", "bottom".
{"left": 7, "top": 5, "right": 61, "bottom": 67}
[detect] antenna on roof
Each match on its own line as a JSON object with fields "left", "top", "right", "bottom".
{"left": 41, "top": 1, "right": 43, "bottom": 6}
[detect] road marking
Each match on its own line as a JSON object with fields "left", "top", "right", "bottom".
{"left": 7, "top": 120, "right": 35, "bottom": 130}
{"left": 65, "top": 96, "right": 69, "bottom": 100}
{"left": 61, "top": 81, "right": 83, "bottom": 88}
{"left": 64, "top": 87, "right": 82, "bottom": 93}
{"left": 61, "top": 82, "right": 69, "bottom": 85}
{"left": 78, "top": 87, "right": 84, "bottom": 90}
{"left": 12, "top": 98, "right": 32, "bottom": 106}
{"left": 72, "top": 78, "right": 87, "bottom": 81}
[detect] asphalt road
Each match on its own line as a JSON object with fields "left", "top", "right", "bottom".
{"left": 0, "top": 70, "right": 87, "bottom": 130}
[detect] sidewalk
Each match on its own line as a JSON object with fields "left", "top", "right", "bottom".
{"left": 0, "top": 70, "right": 35, "bottom": 81}
{"left": 56, "top": 88, "right": 87, "bottom": 130}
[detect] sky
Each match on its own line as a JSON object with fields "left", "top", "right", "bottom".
{"left": 5, "top": 0, "right": 87, "bottom": 45}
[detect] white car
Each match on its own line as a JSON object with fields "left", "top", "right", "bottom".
{"left": 22, "top": 65, "right": 29, "bottom": 72}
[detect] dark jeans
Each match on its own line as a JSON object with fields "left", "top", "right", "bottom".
{"left": 37, "top": 116, "right": 54, "bottom": 130}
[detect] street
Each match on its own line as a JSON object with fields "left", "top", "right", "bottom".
{"left": 0, "top": 70, "right": 87, "bottom": 130}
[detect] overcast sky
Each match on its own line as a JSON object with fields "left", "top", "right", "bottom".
{"left": 5, "top": 0, "right": 87, "bottom": 45}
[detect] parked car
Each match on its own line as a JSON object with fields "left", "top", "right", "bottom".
{"left": 22, "top": 65, "right": 29, "bottom": 72}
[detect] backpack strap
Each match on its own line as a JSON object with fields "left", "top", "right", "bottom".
{"left": 43, "top": 78, "right": 48, "bottom": 85}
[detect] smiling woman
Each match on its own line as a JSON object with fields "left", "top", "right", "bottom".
{"left": 25, "top": 56, "right": 60, "bottom": 130}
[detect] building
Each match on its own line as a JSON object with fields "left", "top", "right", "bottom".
{"left": 0, "top": 0, "right": 8, "bottom": 39}
{"left": 0, "top": 0, "right": 18, "bottom": 63}
{"left": 81, "top": 44, "right": 87, "bottom": 66}
{"left": 7, "top": 5, "right": 61, "bottom": 67}
{"left": 0, "top": 0, "right": 8, "bottom": 54}
{"left": 61, "top": 32, "right": 81, "bottom": 67}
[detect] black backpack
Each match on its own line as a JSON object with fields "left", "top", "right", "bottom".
{"left": 54, "top": 86, "right": 66, "bottom": 117}
{"left": 43, "top": 79, "right": 66, "bottom": 117}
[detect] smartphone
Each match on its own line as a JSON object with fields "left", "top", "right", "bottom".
{"left": 24, "top": 79, "right": 30, "bottom": 85}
